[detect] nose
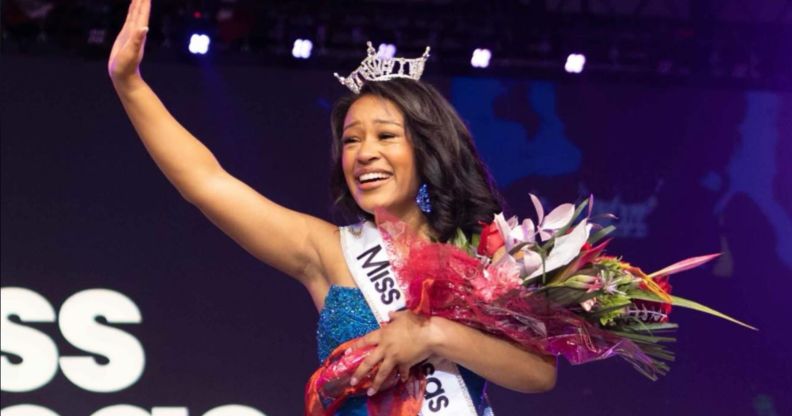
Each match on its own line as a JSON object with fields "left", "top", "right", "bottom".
{"left": 356, "top": 135, "right": 380, "bottom": 164}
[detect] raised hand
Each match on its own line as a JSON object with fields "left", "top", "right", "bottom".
{"left": 108, "top": 0, "right": 151, "bottom": 83}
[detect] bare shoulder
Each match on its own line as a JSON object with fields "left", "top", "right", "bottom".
{"left": 301, "top": 218, "right": 357, "bottom": 309}
{"left": 304, "top": 218, "right": 355, "bottom": 287}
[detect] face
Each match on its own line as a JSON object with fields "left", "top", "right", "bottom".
{"left": 341, "top": 94, "right": 421, "bottom": 217}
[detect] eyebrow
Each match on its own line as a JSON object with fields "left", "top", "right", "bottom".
{"left": 343, "top": 119, "right": 403, "bottom": 131}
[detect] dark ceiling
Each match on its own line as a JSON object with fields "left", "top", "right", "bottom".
{"left": 3, "top": 0, "right": 791, "bottom": 89}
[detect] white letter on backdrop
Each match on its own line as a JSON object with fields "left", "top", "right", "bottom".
{"left": 58, "top": 289, "right": 144, "bottom": 392}
{"left": 1, "top": 404, "right": 60, "bottom": 416}
{"left": 1, "top": 287, "right": 59, "bottom": 392}
{"left": 203, "top": 405, "right": 267, "bottom": 416}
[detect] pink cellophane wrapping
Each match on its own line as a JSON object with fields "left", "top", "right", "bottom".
{"left": 305, "top": 339, "right": 426, "bottom": 415}
{"left": 306, "top": 213, "right": 661, "bottom": 414}
{"left": 377, "top": 213, "right": 658, "bottom": 377}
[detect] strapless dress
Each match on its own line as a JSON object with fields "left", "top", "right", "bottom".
{"left": 316, "top": 284, "right": 493, "bottom": 415}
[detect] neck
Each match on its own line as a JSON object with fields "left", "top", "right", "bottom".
{"left": 392, "top": 205, "right": 434, "bottom": 241}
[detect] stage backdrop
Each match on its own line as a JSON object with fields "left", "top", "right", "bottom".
{"left": 2, "top": 54, "right": 790, "bottom": 416}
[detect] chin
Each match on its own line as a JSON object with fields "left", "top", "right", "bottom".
{"left": 354, "top": 197, "right": 402, "bottom": 217}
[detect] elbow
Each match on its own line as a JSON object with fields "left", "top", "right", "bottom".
{"left": 514, "top": 375, "right": 555, "bottom": 394}
{"left": 536, "top": 369, "right": 557, "bottom": 393}
{"left": 179, "top": 168, "right": 225, "bottom": 206}
{"left": 515, "top": 356, "right": 557, "bottom": 394}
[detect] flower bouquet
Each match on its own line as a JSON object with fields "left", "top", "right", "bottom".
{"left": 305, "top": 195, "right": 756, "bottom": 414}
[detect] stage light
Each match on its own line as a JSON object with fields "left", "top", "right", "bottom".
{"left": 471, "top": 48, "right": 491, "bottom": 68}
{"left": 378, "top": 43, "right": 396, "bottom": 59}
{"left": 565, "top": 53, "right": 586, "bottom": 73}
{"left": 292, "top": 39, "right": 313, "bottom": 59}
{"left": 188, "top": 34, "right": 210, "bottom": 55}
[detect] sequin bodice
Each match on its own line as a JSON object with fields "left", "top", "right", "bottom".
{"left": 316, "top": 284, "right": 492, "bottom": 415}
{"left": 317, "top": 285, "right": 379, "bottom": 363}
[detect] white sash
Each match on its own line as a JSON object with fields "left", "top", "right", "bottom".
{"left": 339, "top": 221, "right": 478, "bottom": 416}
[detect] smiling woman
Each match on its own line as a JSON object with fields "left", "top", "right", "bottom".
{"left": 339, "top": 95, "right": 421, "bottom": 224}
{"left": 330, "top": 79, "right": 504, "bottom": 243}
{"left": 108, "top": 1, "right": 556, "bottom": 414}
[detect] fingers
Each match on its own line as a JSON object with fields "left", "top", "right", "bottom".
{"left": 130, "top": 26, "right": 148, "bottom": 52}
{"left": 139, "top": 0, "right": 151, "bottom": 28}
{"left": 350, "top": 331, "right": 378, "bottom": 351}
{"left": 132, "top": 0, "right": 143, "bottom": 27}
{"left": 350, "top": 347, "right": 383, "bottom": 387}
{"left": 367, "top": 358, "right": 396, "bottom": 396}
{"left": 347, "top": 332, "right": 380, "bottom": 386}
{"left": 398, "top": 364, "right": 411, "bottom": 382}
{"left": 126, "top": 0, "right": 149, "bottom": 31}
{"left": 132, "top": 0, "right": 144, "bottom": 26}
{"left": 125, "top": 0, "right": 136, "bottom": 24}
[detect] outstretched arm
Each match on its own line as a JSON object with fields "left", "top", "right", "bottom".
{"left": 108, "top": 0, "right": 337, "bottom": 286}
{"left": 351, "top": 310, "right": 557, "bottom": 395}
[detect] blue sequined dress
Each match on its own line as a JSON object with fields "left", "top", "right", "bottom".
{"left": 317, "top": 284, "right": 493, "bottom": 415}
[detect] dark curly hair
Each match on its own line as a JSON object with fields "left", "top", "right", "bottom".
{"left": 329, "top": 78, "right": 504, "bottom": 242}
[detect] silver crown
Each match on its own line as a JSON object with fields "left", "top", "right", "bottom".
{"left": 334, "top": 41, "right": 431, "bottom": 94}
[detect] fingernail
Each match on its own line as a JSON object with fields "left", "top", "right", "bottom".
{"left": 349, "top": 377, "right": 358, "bottom": 386}
{"left": 141, "top": 27, "right": 149, "bottom": 33}
{"left": 367, "top": 388, "right": 376, "bottom": 396}
{"left": 344, "top": 348, "right": 352, "bottom": 354}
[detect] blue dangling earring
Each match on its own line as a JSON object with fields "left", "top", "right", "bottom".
{"left": 416, "top": 183, "right": 432, "bottom": 213}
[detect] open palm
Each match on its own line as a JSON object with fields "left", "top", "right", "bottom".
{"left": 108, "top": 0, "right": 151, "bottom": 81}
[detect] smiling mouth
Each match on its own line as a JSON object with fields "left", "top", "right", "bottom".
{"left": 356, "top": 172, "right": 393, "bottom": 185}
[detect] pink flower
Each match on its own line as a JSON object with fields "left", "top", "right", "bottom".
{"left": 474, "top": 256, "right": 522, "bottom": 302}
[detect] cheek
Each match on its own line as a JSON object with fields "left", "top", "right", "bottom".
{"left": 395, "top": 148, "right": 419, "bottom": 187}
{"left": 341, "top": 151, "right": 355, "bottom": 179}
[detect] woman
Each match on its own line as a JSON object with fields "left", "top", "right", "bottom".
{"left": 109, "top": 0, "right": 557, "bottom": 414}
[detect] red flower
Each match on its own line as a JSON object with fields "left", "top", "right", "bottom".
{"left": 477, "top": 221, "right": 505, "bottom": 257}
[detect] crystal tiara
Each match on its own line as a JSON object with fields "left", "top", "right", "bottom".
{"left": 334, "top": 41, "right": 431, "bottom": 94}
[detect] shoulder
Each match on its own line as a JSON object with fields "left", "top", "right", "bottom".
{"left": 305, "top": 219, "right": 369, "bottom": 288}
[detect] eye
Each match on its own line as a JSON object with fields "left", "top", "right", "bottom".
{"left": 342, "top": 136, "right": 358, "bottom": 144}
{"left": 379, "top": 133, "right": 396, "bottom": 140}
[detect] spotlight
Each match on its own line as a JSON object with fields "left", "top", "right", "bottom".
{"left": 565, "top": 53, "right": 586, "bottom": 73}
{"left": 377, "top": 43, "right": 396, "bottom": 59}
{"left": 292, "top": 39, "right": 313, "bottom": 59}
{"left": 188, "top": 34, "right": 210, "bottom": 55}
{"left": 471, "top": 48, "right": 491, "bottom": 68}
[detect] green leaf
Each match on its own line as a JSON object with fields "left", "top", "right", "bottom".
{"left": 469, "top": 233, "right": 481, "bottom": 255}
{"left": 588, "top": 224, "right": 616, "bottom": 245}
{"left": 542, "top": 287, "right": 591, "bottom": 306}
{"left": 450, "top": 228, "right": 469, "bottom": 250}
{"left": 639, "top": 346, "right": 676, "bottom": 361}
{"left": 588, "top": 302, "right": 632, "bottom": 317}
{"left": 508, "top": 241, "right": 532, "bottom": 255}
{"left": 622, "top": 322, "right": 679, "bottom": 332}
{"left": 628, "top": 291, "right": 758, "bottom": 331}
{"left": 608, "top": 330, "right": 677, "bottom": 344}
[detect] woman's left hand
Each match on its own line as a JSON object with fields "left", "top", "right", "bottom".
{"left": 349, "top": 310, "right": 436, "bottom": 396}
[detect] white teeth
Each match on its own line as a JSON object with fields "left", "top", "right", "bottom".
{"left": 358, "top": 172, "right": 391, "bottom": 182}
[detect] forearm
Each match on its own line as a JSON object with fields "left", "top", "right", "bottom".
{"left": 112, "top": 76, "right": 222, "bottom": 202}
{"left": 428, "top": 316, "right": 557, "bottom": 393}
